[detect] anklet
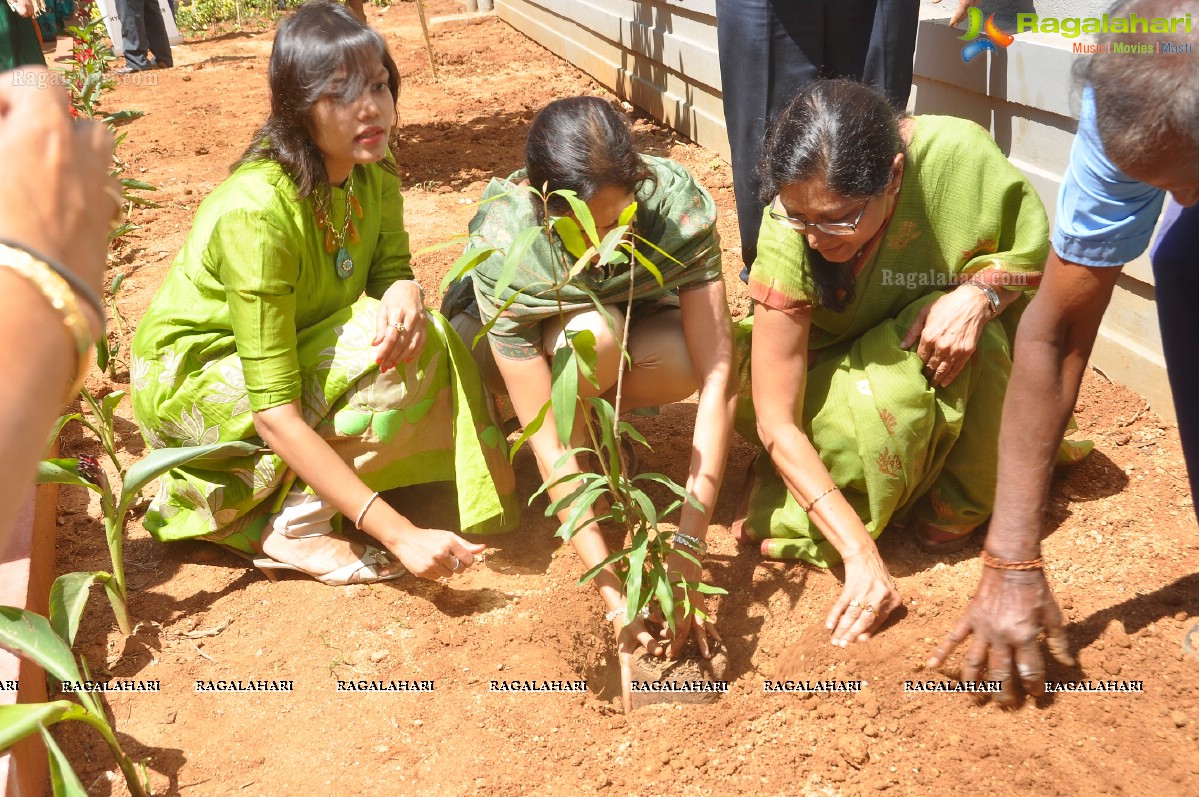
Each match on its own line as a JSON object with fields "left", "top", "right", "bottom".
{"left": 980, "top": 550, "right": 1044, "bottom": 571}
{"left": 355, "top": 492, "right": 380, "bottom": 529}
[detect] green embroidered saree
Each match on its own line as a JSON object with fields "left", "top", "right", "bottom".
{"left": 735, "top": 115, "right": 1053, "bottom": 566}
{"left": 131, "top": 159, "right": 517, "bottom": 551}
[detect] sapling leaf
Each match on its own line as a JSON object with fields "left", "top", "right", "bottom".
{"left": 634, "top": 473, "right": 705, "bottom": 512}
{"left": 557, "top": 191, "right": 600, "bottom": 246}
{"left": 440, "top": 246, "right": 495, "bottom": 293}
{"left": 545, "top": 476, "right": 604, "bottom": 515}
{"left": 578, "top": 546, "right": 634, "bottom": 585}
{"left": 120, "top": 440, "right": 262, "bottom": 516}
{"left": 46, "top": 414, "right": 83, "bottom": 451}
{"left": 630, "top": 246, "right": 665, "bottom": 286}
{"left": 0, "top": 608, "right": 84, "bottom": 686}
{"left": 412, "top": 232, "right": 469, "bottom": 258}
{"left": 494, "top": 226, "right": 541, "bottom": 297}
{"left": 49, "top": 572, "right": 107, "bottom": 648}
{"left": 36, "top": 460, "right": 99, "bottom": 493}
{"left": 509, "top": 401, "right": 550, "bottom": 461}
{"left": 669, "top": 545, "right": 703, "bottom": 570}
{"left": 0, "top": 702, "right": 87, "bottom": 751}
{"left": 533, "top": 470, "right": 602, "bottom": 505}
{"left": 566, "top": 247, "right": 599, "bottom": 282}
{"left": 625, "top": 530, "right": 650, "bottom": 622}
{"left": 550, "top": 347, "right": 579, "bottom": 447}
{"left": 568, "top": 328, "right": 600, "bottom": 389}
{"left": 553, "top": 216, "right": 588, "bottom": 259}
{"left": 651, "top": 560, "right": 676, "bottom": 632}
{"left": 618, "top": 201, "right": 638, "bottom": 228}
{"left": 110, "top": 272, "right": 127, "bottom": 295}
{"left": 629, "top": 486, "right": 657, "bottom": 527}
{"left": 595, "top": 225, "right": 629, "bottom": 267}
{"left": 551, "top": 447, "right": 594, "bottom": 472}
{"left": 41, "top": 725, "right": 89, "bottom": 797}
{"left": 556, "top": 485, "right": 608, "bottom": 540}
{"left": 471, "top": 287, "right": 527, "bottom": 349}
{"left": 617, "top": 421, "right": 649, "bottom": 448}
{"left": 633, "top": 233, "right": 685, "bottom": 268}
{"left": 692, "top": 582, "right": 729, "bottom": 596}
{"left": 100, "top": 390, "right": 126, "bottom": 429}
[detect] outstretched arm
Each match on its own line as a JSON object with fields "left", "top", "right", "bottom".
{"left": 930, "top": 250, "right": 1123, "bottom": 705}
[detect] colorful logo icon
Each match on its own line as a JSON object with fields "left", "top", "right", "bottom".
{"left": 959, "top": 6, "right": 1015, "bottom": 62}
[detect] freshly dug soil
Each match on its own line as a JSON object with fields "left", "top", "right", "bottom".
{"left": 46, "top": 1, "right": 1198, "bottom": 795}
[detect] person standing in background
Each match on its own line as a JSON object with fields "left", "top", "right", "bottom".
{"left": 2, "top": 0, "right": 47, "bottom": 69}
{"left": 113, "top": 0, "right": 172, "bottom": 73}
{"left": 714, "top": 0, "right": 920, "bottom": 275}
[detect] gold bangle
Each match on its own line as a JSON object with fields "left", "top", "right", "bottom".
{"left": 803, "top": 485, "right": 839, "bottom": 513}
{"left": 0, "top": 244, "right": 94, "bottom": 402}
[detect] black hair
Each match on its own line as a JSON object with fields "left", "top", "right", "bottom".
{"left": 234, "top": 0, "right": 400, "bottom": 197}
{"left": 1085, "top": 0, "right": 1199, "bottom": 171}
{"left": 757, "top": 79, "right": 905, "bottom": 311}
{"left": 524, "top": 96, "right": 653, "bottom": 218}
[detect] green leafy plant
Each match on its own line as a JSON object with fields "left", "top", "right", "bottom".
{"left": 442, "top": 187, "right": 726, "bottom": 631}
{"left": 0, "top": 575, "right": 151, "bottom": 796}
{"left": 39, "top": 407, "right": 262, "bottom": 635}
{"left": 175, "top": 0, "right": 307, "bottom": 33}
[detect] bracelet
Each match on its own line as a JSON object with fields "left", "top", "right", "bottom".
{"left": 401, "top": 278, "right": 425, "bottom": 304}
{"left": 803, "top": 485, "right": 839, "bottom": 513}
{"left": 354, "top": 491, "right": 380, "bottom": 529}
{"left": 0, "top": 239, "right": 106, "bottom": 327}
{"left": 672, "top": 532, "right": 708, "bottom": 557}
{"left": 605, "top": 604, "right": 650, "bottom": 623}
{"left": 980, "top": 550, "right": 1044, "bottom": 571}
{"left": 0, "top": 243, "right": 97, "bottom": 401}
{"left": 966, "top": 281, "right": 1001, "bottom": 316}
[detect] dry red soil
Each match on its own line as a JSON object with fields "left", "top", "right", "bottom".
{"left": 48, "top": 1, "right": 1199, "bottom": 794}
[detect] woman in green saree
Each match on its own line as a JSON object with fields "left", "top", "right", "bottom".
{"left": 131, "top": 1, "right": 516, "bottom": 586}
{"left": 737, "top": 79, "right": 1050, "bottom": 646}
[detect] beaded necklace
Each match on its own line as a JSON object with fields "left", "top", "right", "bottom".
{"left": 314, "top": 173, "right": 364, "bottom": 278}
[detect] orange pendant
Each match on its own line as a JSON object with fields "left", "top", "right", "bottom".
{"left": 324, "top": 227, "right": 335, "bottom": 253}
{"left": 350, "top": 195, "right": 363, "bottom": 218}
{"left": 348, "top": 221, "right": 360, "bottom": 244}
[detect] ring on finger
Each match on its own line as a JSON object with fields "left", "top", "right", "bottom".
{"left": 862, "top": 604, "right": 875, "bottom": 614}
{"left": 451, "top": 556, "right": 461, "bottom": 572}
{"left": 849, "top": 599, "right": 862, "bottom": 609}
{"left": 390, "top": 321, "right": 406, "bottom": 333}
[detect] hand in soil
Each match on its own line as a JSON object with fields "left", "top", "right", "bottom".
{"left": 928, "top": 566, "right": 1075, "bottom": 707}
{"left": 657, "top": 548, "right": 722, "bottom": 659}
{"left": 826, "top": 550, "right": 902, "bottom": 646}
{"left": 385, "top": 526, "right": 486, "bottom": 580}
{"left": 616, "top": 616, "right": 665, "bottom": 713}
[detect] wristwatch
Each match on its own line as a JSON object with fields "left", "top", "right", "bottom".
{"left": 968, "top": 281, "right": 1001, "bottom": 315}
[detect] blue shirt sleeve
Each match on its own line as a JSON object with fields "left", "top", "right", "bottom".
{"left": 1052, "top": 86, "right": 1166, "bottom": 267}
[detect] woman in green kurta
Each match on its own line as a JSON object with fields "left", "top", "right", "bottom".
{"left": 2, "top": 0, "right": 47, "bottom": 71}
{"left": 444, "top": 97, "right": 737, "bottom": 673}
{"left": 131, "top": 1, "right": 515, "bottom": 585}
{"left": 737, "top": 79, "right": 1051, "bottom": 646}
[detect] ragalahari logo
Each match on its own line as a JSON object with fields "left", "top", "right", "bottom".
{"left": 959, "top": 6, "right": 1015, "bottom": 62}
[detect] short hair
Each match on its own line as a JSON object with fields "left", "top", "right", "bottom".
{"left": 1086, "top": 0, "right": 1199, "bottom": 170}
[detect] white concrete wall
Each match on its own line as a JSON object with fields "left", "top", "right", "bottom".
{"left": 495, "top": 0, "right": 1175, "bottom": 419}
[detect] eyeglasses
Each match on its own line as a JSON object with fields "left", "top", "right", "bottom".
{"left": 769, "top": 195, "right": 873, "bottom": 236}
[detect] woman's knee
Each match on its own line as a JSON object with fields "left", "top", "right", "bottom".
{"left": 542, "top": 305, "right": 626, "bottom": 395}
{"left": 627, "top": 309, "right": 699, "bottom": 403}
